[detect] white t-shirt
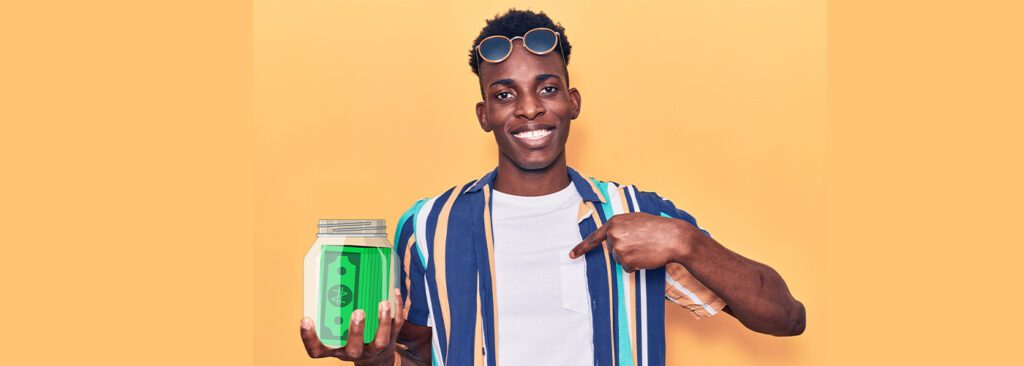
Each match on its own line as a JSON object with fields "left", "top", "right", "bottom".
{"left": 492, "top": 183, "right": 594, "bottom": 365}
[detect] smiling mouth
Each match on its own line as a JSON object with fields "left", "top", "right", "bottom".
{"left": 512, "top": 128, "right": 553, "bottom": 141}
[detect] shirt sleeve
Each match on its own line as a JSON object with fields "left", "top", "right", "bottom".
{"left": 394, "top": 200, "right": 431, "bottom": 327}
{"left": 630, "top": 187, "right": 727, "bottom": 319}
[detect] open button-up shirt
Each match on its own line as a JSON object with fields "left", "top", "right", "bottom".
{"left": 394, "top": 167, "right": 726, "bottom": 366}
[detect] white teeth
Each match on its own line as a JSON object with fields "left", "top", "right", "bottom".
{"left": 513, "top": 129, "right": 552, "bottom": 140}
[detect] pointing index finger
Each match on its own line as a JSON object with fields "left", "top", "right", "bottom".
{"left": 570, "top": 223, "right": 608, "bottom": 259}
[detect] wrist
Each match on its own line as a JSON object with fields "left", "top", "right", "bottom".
{"left": 353, "top": 350, "right": 397, "bottom": 366}
{"left": 671, "top": 219, "right": 703, "bottom": 264}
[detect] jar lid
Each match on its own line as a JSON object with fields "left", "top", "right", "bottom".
{"left": 317, "top": 219, "right": 386, "bottom": 236}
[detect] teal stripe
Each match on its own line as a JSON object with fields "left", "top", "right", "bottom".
{"left": 402, "top": 198, "right": 429, "bottom": 267}
{"left": 614, "top": 262, "right": 632, "bottom": 365}
{"left": 394, "top": 198, "right": 426, "bottom": 249}
{"left": 589, "top": 178, "right": 615, "bottom": 223}
{"left": 591, "top": 179, "right": 634, "bottom": 366}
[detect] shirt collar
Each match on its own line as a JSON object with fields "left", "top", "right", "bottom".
{"left": 464, "top": 166, "right": 606, "bottom": 203}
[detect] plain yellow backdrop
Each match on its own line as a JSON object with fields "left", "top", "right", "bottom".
{"left": 254, "top": 1, "right": 824, "bottom": 365}
{"left": 1, "top": 0, "right": 1021, "bottom": 365}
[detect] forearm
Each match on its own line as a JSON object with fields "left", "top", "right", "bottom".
{"left": 675, "top": 224, "right": 805, "bottom": 336}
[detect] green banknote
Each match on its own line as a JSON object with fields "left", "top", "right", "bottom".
{"left": 317, "top": 245, "right": 391, "bottom": 347}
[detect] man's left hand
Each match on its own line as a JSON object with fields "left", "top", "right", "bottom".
{"left": 568, "top": 212, "right": 701, "bottom": 271}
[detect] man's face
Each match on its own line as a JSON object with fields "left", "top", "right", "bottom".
{"left": 475, "top": 39, "right": 581, "bottom": 172}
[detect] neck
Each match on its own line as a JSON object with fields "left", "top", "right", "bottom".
{"left": 493, "top": 153, "right": 570, "bottom": 196}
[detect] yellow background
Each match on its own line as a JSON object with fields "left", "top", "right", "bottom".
{"left": 254, "top": 0, "right": 826, "bottom": 365}
{"left": 2, "top": 0, "right": 1021, "bottom": 365}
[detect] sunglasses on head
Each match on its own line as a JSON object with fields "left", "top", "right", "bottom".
{"left": 475, "top": 27, "right": 565, "bottom": 65}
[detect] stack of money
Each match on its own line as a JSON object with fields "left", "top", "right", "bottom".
{"left": 303, "top": 220, "right": 393, "bottom": 347}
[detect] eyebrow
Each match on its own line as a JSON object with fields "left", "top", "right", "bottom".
{"left": 488, "top": 74, "right": 562, "bottom": 88}
{"left": 536, "top": 74, "right": 561, "bottom": 81}
{"left": 489, "top": 78, "right": 514, "bottom": 88}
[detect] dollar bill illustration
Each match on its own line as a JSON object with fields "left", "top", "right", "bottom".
{"left": 317, "top": 245, "right": 392, "bottom": 346}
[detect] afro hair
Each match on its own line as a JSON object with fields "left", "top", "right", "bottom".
{"left": 468, "top": 9, "right": 572, "bottom": 77}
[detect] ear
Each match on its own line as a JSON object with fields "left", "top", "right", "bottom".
{"left": 568, "top": 87, "right": 582, "bottom": 120}
{"left": 476, "top": 101, "right": 492, "bottom": 132}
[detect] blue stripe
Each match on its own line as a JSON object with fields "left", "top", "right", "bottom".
{"left": 591, "top": 179, "right": 633, "bottom": 365}
{"left": 424, "top": 186, "right": 456, "bottom": 362}
{"left": 398, "top": 198, "right": 431, "bottom": 327}
{"left": 580, "top": 208, "right": 615, "bottom": 366}
{"left": 444, "top": 189, "right": 480, "bottom": 366}
{"left": 403, "top": 169, "right": 689, "bottom": 365}
{"left": 405, "top": 199, "right": 430, "bottom": 267}
{"left": 395, "top": 198, "right": 425, "bottom": 250}
{"left": 623, "top": 187, "right": 636, "bottom": 212}
{"left": 481, "top": 186, "right": 498, "bottom": 366}
{"left": 646, "top": 267, "right": 667, "bottom": 364}
{"left": 634, "top": 270, "right": 644, "bottom": 366}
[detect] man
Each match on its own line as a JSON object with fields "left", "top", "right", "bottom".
{"left": 301, "top": 9, "right": 805, "bottom": 366}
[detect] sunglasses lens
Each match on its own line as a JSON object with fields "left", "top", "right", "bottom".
{"left": 479, "top": 37, "right": 512, "bottom": 62}
{"left": 524, "top": 29, "right": 557, "bottom": 53}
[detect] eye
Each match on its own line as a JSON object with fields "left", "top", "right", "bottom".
{"left": 495, "top": 91, "right": 514, "bottom": 102}
{"left": 539, "top": 86, "right": 558, "bottom": 95}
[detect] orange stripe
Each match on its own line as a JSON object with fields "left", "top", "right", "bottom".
{"left": 432, "top": 184, "right": 465, "bottom": 362}
{"left": 588, "top": 201, "right": 616, "bottom": 365}
{"left": 483, "top": 186, "right": 499, "bottom": 365}
{"left": 617, "top": 186, "right": 630, "bottom": 216}
{"left": 576, "top": 170, "right": 606, "bottom": 203}
{"left": 577, "top": 200, "right": 592, "bottom": 223}
{"left": 665, "top": 263, "right": 727, "bottom": 319}
{"left": 665, "top": 285, "right": 709, "bottom": 318}
{"left": 403, "top": 234, "right": 415, "bottom": 318}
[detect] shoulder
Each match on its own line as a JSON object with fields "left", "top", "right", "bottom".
{"left": 570, "top": 168, "right": 666, "bottom": 203}
{"left": 397, "top": 176, "right": 484, "bottom": 232}
{"left": 583, "top": 174, "right": 694, "bottom": 220}
{"left": 405, "top": 177, "right": 482, "bottom": 212}
{"left": 583, "top": 175, "right": 669, "bottom": 210}
{"left": 590, "top": 176, "right": 709, "bottom": 236}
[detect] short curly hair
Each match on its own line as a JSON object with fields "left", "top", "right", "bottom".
{"left": 468, "top": 9, "right": 572, "bottom": 77}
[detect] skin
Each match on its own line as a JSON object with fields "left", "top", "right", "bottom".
{"left": 299, "top": 289, "right": 410, "bottom": 364}
{"left": 473, "top": 39, "right": 581, "bottom": 197}
{"left": 569, "top": 214, "right": 807, "bottom": 336}
{"left": 301, "top": 35, "right": 805, "bottom": 365}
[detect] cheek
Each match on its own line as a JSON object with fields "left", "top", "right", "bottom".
{"left": 487, "top": 109, "right": 512, "bottom": 132}
{"left": 548, "top": 100, "right": 573, "bottom": 118}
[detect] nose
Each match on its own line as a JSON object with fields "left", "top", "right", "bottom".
{"left": 515, "top": 91, "right": 546, "bottom": 120}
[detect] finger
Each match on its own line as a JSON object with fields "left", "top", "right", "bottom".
{"left": 570, "top": 223, "right": 609, "bottom": 259}
{"left": 366, "top": 300, "right": 392, "bottom": 355}
{"left": 610, "top": 246, "right": 636, "bottom": 273}
{"left": 340, "top": 310, "right": 366, "bottom": 358}
{"left": 300, "top": 317, "right": 333, "bottom": 358}
{"left": 391, "top": 288, "right": 406, "bottom": 340}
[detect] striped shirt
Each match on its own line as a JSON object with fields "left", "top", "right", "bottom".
{"left": 394, "top": 167, "right": 726, "bottom": 366}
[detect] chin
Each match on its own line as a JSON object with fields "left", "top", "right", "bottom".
{"left": 513, "top": 161, "right": 552, "bottom": 171}
{"left": 510, "top": 153, "right": 560, "bottom": 171}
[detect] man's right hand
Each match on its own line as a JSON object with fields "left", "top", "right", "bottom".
{"left": 301, "top": 288, "right": 405, "bottom": 365}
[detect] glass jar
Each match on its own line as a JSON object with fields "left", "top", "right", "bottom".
{"left": 303, "top": 219, "right": 395, "bottom": 347}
